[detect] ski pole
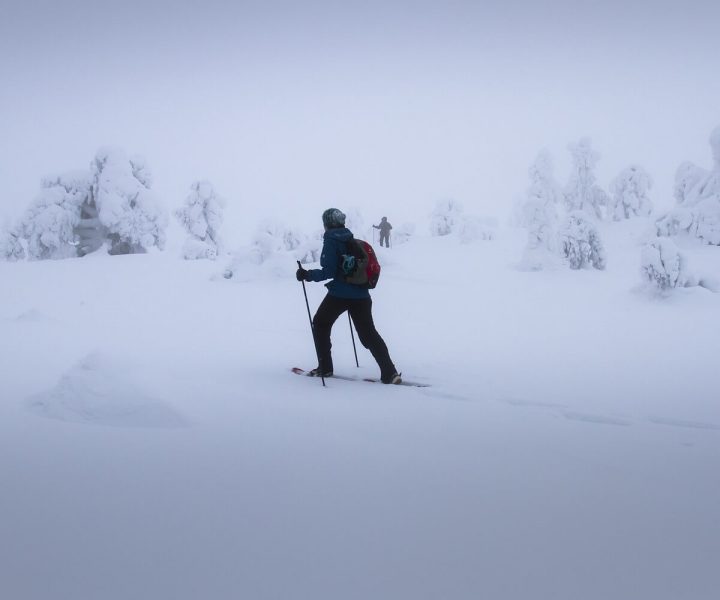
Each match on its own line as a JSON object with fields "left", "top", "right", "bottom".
{"left": 348, "top": 313, "right": 359, "bottom": 367}
{"left": 297, "top": 261, "right": 325, "bottom": 387}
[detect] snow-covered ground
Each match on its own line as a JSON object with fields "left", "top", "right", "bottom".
{"left": 1, "top": 223, "right": 719, "bottom": 600}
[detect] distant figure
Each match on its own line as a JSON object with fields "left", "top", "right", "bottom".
{"left": 373, "top": 216, "right": 393, "bottom": 247}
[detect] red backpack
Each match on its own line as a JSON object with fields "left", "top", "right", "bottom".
{"left": 340, "top": 239, "right": 381, "bottom": 289}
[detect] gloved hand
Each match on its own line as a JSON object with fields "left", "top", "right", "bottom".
{"left": 296, "top": 267, "right": 308, "bottom": 281}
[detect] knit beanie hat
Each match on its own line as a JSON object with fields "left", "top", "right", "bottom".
{"left": 322, "top": 208, "right": 346, "bottom": 228}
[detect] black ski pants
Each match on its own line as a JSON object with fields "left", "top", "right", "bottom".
{"left": 379, "top": 232, "right": 390, "bottom": 247}
{"left": 312, "top": 294, "right": 396, "bottom": 378}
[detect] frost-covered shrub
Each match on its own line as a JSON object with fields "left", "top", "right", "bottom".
{"left": 674, "top": 161, "right": 708, "bottom": 205}
{"left": 564, "top": 138, "right": 609, "bottom": 219}
{"left": 251, "top": 218, "right": 308, "bottom": 264}
{"left": 91, "top": 147, "right": 167, "bottom": 255}
{"left": 458, "top": 215, "right": 497, "bottom": 243}
{"left": 641, "top": 238, "right": 698, "bottom": 290}
{"left": 296, "top": 231, "right": 324, "bottom": 264}
{"left": 392, "top": 222, "right": 415, "bottom": 245}
{"left": 608, "top": 165, "right": 653, "bottom": 220}
{"left": 0, "top": 223, "right": 26, "bottom": 261}
{"left": 692, "top": 201, "right": 720, "bottom": 245}
{"left": 559, "top": 211, "right": 606, "bottom": 270}
{"left": 222, "top": 222, "right": 317, "bottom": 280}
{"left": 20, "top": 171, "right": 92, "bottom": 260}
{"left": 175, "top": 180, "right": 225, "bottom": 260}
{"left": 655, "top": 206, "right": 694, "bottom": 238}
{"left": 656, "top": 126, "right": 720, "bottom": 245}
{"left": 430, "top": 199, "right": 463, "bottom": 236}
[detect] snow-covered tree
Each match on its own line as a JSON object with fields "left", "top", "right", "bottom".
{"left": 20, "top": 171, "right": 92, "bottom": 260}
{"left": 344, "top": 207, "right": 365, "bottom": 234}
{"left": 656, "top": 125, "right": 720, "bottom": 245}
{"left": 673, "top": 161, "right": 708, "bottom": 205}
{"left": 91, "top": 148, "right": 167, "bottom": 255}
{"left": 608, "top": 165, "right": 653, "bottom": 220}
{"left": 564, "top": 138, "right": 609, "bottom": 219}
{"left": 521, "top": 150, "right": 562, "bottom": 224}
{"left": 519, "top": 200, "right": 559, "bottom": 271}
{"left": 430, "top": 199, "right": 463, "bottom": 236}
{"left": 518, "top": 151, "right": 562, "bottom": 269}
{"left": 175, "top": 180, "right": 225, "bottom": 260}
{"left": 641, "top": 238, "right": 699, "bottom": 290}
{"left": 559, "top": 211, "right": 606, "bottom": 270}
{"left": 0, "top": 222, "right": 26, "bottom": 261}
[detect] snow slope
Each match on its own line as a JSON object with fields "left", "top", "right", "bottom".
{"left": 1, "top": 224, "right": 719, "bottom": 600}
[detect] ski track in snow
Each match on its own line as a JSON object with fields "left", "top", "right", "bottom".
{"left": 500, "top": 396, "right": 633, "bottom": 427}
{"left": 501, "top": 397, "right": 568, "bottom": 409}
{"left": 561, "top": 411, "right": 633, "bottom": 427}
{"left": 500, "top": 396, "right": 720, "bottom": 432}
{"left": 648, "top": 416, "right": 720, "bottom": 431}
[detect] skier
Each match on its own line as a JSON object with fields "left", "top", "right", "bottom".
{"left": 296, "top": 208, "right": 401, "bottom": 384}
{"left": 373, "top": 216, "right": 392, "bottom": 248}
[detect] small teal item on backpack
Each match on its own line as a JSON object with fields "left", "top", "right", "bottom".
{"left": 341, "top": 254, "right": 356, "bottom": 276}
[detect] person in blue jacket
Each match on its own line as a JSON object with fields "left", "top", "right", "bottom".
{"left": 296, "top": 208, "right": 401, "bottom": 384}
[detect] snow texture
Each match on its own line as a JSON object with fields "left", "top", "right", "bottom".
{"left": 608, "top": 165, "right": 653, "bottom": 220}
{"left": 564, "top": 138, "right": 609, "bottom": 219}
{"left": 175, "top": 180, "right": 225, "bottom": 260}
{"left": 641, "top": 238, "right": 698, "bottom": 290}
{"left": 559, "top": 211, "right": 606, "bottom": 270}
{"left": 91, "top": 147, "right": 168, "bottom": 255}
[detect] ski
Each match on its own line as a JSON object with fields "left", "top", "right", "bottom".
{"left": 291, "top": 367, "right": 430, "bottom": 387}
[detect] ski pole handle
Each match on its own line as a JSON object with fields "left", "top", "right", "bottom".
{"left": 298, "top": 260, "right": 314, "bottom": 329}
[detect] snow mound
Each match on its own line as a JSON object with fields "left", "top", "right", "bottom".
{"left": 27, "top": 353, "right": 187, "bottom": 428}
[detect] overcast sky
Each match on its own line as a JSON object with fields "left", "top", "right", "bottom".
{"left": 1, "top": 0, "right": 719, "bottom": 237}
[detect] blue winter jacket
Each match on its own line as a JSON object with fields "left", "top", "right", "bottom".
{"left": 306, "top": 227, "right": 370, "bottom": 299}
